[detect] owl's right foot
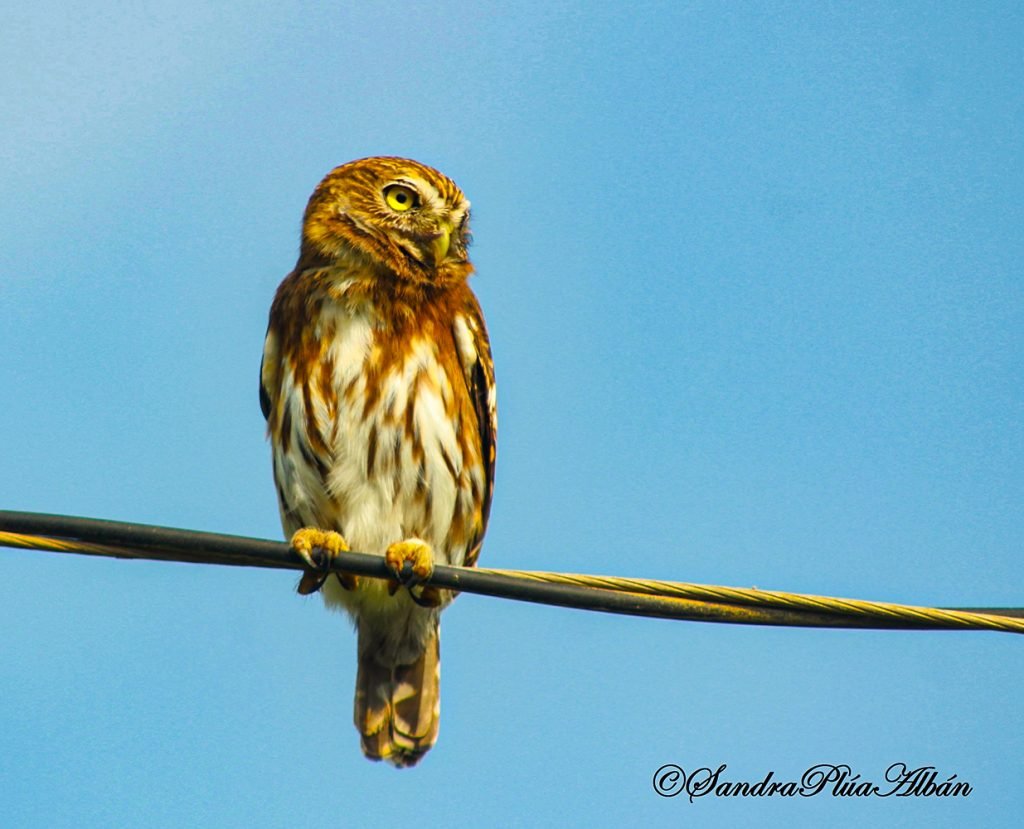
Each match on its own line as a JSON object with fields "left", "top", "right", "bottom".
{"left": 290, "top": 528, "right": 356, "bottom": 594}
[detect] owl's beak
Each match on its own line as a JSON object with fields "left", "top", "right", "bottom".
{"left": 431, "top": 223, "right": 452, "bottom": 264}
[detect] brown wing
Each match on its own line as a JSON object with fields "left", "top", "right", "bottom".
{"left": 259, "top": 349, "right": 273, "bottom": 421}
{"left": 453, "top": 294, "right": 496, "bottom": 568}
{"left": 259, "top": 324, "right": 282, "bottom": 426}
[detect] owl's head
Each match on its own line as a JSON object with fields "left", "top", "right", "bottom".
{"left": 298, "top": 156, "right": 472, "bottom": 285}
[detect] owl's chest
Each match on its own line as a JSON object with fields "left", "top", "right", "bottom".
{"left": 272, "top": 304, "right": 482, "bottom": 558}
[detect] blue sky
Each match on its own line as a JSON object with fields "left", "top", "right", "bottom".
{"left": 1, "top": 2, "right": 1021, "bottom": 826}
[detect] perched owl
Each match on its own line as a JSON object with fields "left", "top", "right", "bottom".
{"left": 259, "top": 157, "right": 496, "bottom": 767}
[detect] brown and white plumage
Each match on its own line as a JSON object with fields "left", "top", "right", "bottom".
{"left": 260, "top": 157, "right": 496, "bottom": 767}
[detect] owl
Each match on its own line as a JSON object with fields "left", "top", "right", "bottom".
{"left": 259, "top": 157, "right": 496, "bottom": 767}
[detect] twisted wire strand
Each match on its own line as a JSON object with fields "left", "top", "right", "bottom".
{"left": 0, "top": 511, "right": 1021, "bottom": 634}
{"left": 473, "top": 567, "right": 1024, "bottom": 634}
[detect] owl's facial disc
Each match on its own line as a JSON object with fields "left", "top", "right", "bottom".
{"left": 377, "top": 177, "right": 464, "bottom": 267}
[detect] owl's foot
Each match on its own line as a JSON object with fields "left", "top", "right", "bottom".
{"left": 290, "top": 528, "right": 356, "bottom": 595}
{"left": 385, "top": 538, "right": 434, "bottom": 583}
{"left": 384, "top": 538, "right": 442, "bottom": 607}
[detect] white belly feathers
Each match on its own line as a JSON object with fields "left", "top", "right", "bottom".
{"left": 271, "top": 300, "right": 478, "bottom": 624}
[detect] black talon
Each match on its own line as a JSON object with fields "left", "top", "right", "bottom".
{"left": 408, "top": 585, "right": 443, "bottom": 608}
{"left": 398, "top": 560, "right": 417, "bottom": 585}
{"left": 295, "top": 544, "right": 333, "bottom": 595}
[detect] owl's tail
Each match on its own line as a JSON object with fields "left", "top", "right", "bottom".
{"left": 354, "top": 625, "right": 441, "bottom": 768}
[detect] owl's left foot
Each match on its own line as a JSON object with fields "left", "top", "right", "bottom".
{"left": 384, "top": 538, "right": 442, "bottom": 607}
{"left": 385, "top": 538, "right": 434, "bottom": 584}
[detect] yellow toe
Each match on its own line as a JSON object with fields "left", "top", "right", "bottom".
{"left": 291, "top": 527, "right": 349, "bottom": 567}
{"left": 290, "top": 528, "right": 350, "bottom": 595}
{"left": 384, "top": 538, "right": 434, "bottom": 583}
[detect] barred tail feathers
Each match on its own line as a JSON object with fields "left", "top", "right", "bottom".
{"left": 354, "top": 625, "right": 441, "bottom": 768}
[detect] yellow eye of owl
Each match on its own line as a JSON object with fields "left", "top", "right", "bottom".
{"left": 384, "top": 185, "right": 419, "bottom": 212}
